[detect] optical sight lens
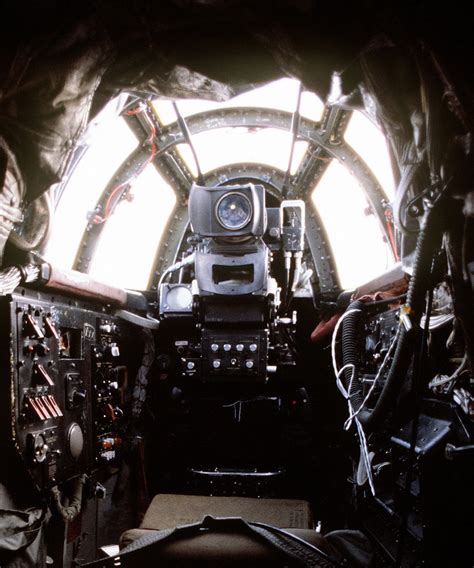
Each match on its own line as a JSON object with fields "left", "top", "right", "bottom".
{"left": 216, "top": 192, "right": 252, "bottom": 231}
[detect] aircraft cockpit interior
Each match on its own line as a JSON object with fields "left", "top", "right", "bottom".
{"left": 0, "top": 3, "right": 472, "bottom": 567}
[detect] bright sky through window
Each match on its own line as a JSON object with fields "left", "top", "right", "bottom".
{"left": 45, "top": 112, "right": 138, "bottom": 268}
{"left": 311, "top": 160, "right": 392, "bottom": 289}
{"left": 88, "top": 165, "right": 176, "bottom": 289}
{"left": 45, "top": 78, "right": 395, "bottom": 291}
{"left": 344, "top": 111, "right": 396, "bottom": 200}
{"left": 176, "top": 129, "right": 308, "bottom": 176}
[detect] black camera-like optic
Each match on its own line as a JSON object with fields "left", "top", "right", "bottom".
{"left": 215, "top": 192, "right": 252, "bottom": 231}
{"left": 189, "top": 183, "right": 266, "bottom": 238}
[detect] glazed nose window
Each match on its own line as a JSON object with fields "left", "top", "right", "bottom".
{"left": 216, "top": 192, "right": 253, "bottom": 230}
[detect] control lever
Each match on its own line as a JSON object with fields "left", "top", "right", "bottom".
{"left": 445, "top": 443, "right": 474, "bottom": 460}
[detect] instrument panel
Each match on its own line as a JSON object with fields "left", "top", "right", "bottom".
{"left": 0, "top": 288, "right": 136, "bottom": 490}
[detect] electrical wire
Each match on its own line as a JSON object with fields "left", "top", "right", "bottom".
{"left": 90, "top": 104, "right": 158, "bottom": 225}
{"left": 330, "top": 308, "right": 362, "bottom": 378}
{"left": 334, "top": 363, "right": 376, "bottom": 495}
{"left": 331, "top": 310, "right": 375, "bottom": 494}
{"left": 0, "top": 263, "right": 39, "bottom": 295}
{"left": 428, "top": 353, "right": 468, "bottom": 389}
{"left": 340, "top": 331, "right": 400, "bottom": 431}
{"left": 331, "top": 304, "right": 401, "bottom": 495}
{"left": 157, "top": 253, "right": 196, "bottom": 303}
{"left": 0, "top": 266, "right": 22, "bottom": 294}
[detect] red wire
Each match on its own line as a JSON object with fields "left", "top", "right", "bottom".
{"left": 92, "top": 106, "right": 157, "bottom": 225}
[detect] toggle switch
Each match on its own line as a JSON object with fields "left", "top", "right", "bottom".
{"left": 28, "top": 397, "right": 46, "bottom": 420}
{"left": 34, "top": 364, "right": 54, "bottom": 386}
{"left": 34, "top": 397, "right": 51, "bottom": 420}
{"left": 42, "top": 396, "right": 58, "bottom": 417}
{"left": 48, "top": 395, "right": 63, "bottom": 417}
{"left": 44, "top": 316, "right": 59, "bottom": 340}
{"left": 24, "top": 314, "right": 44, "bottom": 339}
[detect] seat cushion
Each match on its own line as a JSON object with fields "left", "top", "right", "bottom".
{"left": 139, "top": 494, "right": 314, "bottom": 531}
{"left": 119, "top": 527, "right": 330, "bottom": 566}
{"left": 120, "top": 527, "right": 327, "bottom": 552}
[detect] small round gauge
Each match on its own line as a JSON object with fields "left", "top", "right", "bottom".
{"left": 215, "top": 192, "right": 252, "bottom": 231}
{"left": 166, "top": 285, "right": 193, "bottom": 311}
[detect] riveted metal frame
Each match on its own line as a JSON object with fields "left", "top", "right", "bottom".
{"left": 73, "top": 101, "right": 392, "bottom": 295}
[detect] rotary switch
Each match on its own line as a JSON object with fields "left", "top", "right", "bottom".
{"left": 29, "top": 432, "right": 49, "bottom": 463}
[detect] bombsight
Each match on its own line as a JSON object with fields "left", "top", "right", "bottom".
{"left": 188, "top": 183, "right": 266, "bottom": 239}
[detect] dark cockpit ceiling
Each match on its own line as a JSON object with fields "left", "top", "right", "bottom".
{"left": 0, "top": 0, "right": 471, "bottom": 202}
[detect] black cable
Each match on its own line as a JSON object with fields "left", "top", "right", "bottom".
{"left": 395, "top": 264, "right": 435, "bottom": 567}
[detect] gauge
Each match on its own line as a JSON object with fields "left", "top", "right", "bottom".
{"left": 166, "top": 285, "right": 193, "bottom": 311}
{"left": 215, "top": 192, "right": 252, "bottom": 231}
{"left": 68, "top": 422, "right": 84, "bottom": 460}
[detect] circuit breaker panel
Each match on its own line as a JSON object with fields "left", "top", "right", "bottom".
{"left": 0, "top": 288, "right": 136, "bottom": 490}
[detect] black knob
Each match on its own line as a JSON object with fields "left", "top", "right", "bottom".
{"left": 72, "top": 389, "right": 87, "bottom": 405}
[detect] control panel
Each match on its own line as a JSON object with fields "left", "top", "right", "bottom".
{"left": 174, "top": 329, "right": 269, "bottom": 382}
{"left": 92, "top": 318, "right": 127, "bottom": 463}
{"left": 360, "top": 307, "right": 400, "bottom": 381}
{"left": 201, "top": 329, "right": 268, "bottom": 381}
{"left": 0, "top": 288, "right": 135, "bottom": 489}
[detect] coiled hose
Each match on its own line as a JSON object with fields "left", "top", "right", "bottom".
{"left": 341, "top": 203, "right": 442, "bottom": 432}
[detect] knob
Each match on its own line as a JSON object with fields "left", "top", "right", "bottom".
{"left": 212, "top": 359, "right": 221, "bottom": 369}
{"left": 245, "top": 360, "right": 254, "bottom": 369}
{"left": 236, "top": 344, "right": 244, "bottom": 352}
{"left": 35, "top": 342, "right": 50, "bottom": 357}
{"left": 30, "top": 433, "right": 49, "bottom": 463}
{"left": 211, "top": 344, "right": 219, "bottom": 352}
{"left": 72, "top": 389, "right": 87, "bottom": 405}
{"left": 109, "top": 343, "right": 120, "bottom": 357}
{"left": 223, "top": 344, "right": 232, "bottom": 352}
{"left": 249, "top": 344, "right": 258, "bottom": 352}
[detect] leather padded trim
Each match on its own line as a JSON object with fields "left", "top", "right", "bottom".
{"left": 140, "top": 494, "right": 314, "bottom": 531}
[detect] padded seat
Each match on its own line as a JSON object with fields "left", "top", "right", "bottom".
{"left": 118, "top": 494, "right": 373, "bottom": 567}
{"left": 139, "top": 493, "right": 314, "bottom": 531}
{"left": 119, "top": 493, "right": 330, "bottom": 565}
{"left": 120, "top": 527, "right": 330, "bottom": 566}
